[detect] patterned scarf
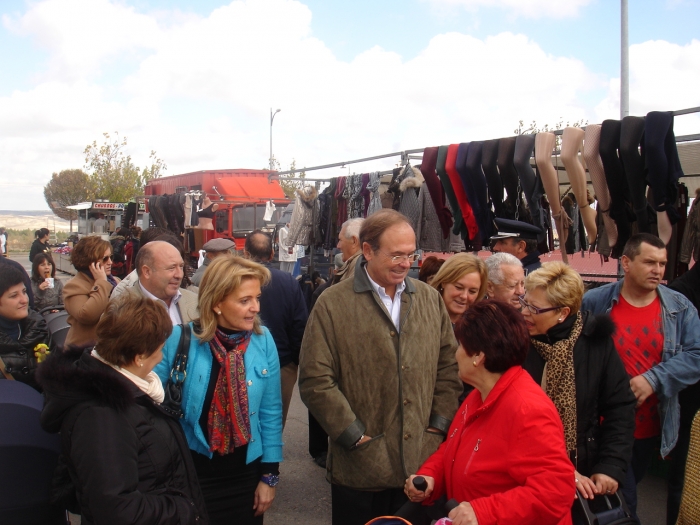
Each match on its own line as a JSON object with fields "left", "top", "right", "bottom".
{"left": 208, "top": 328, "right": 252, "bottom": 455}
{"left": 531, "top": 312, "right": 583, "bottom": 454}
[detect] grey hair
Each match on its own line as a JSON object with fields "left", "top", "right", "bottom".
{"left": 341, "top": 218, "right": 364, "bottom": 240}
{"left": 485, "top": 252, "right": 522, "bottom": 285}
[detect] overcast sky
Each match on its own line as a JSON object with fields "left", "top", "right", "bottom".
{"left": 1, "top": 0, "right": 699, "bottom": 211}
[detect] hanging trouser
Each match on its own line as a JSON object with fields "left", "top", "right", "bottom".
{"left": 420, "top": 147, "right": 453, "bottom": 239}
{"left": 497, "top": 137, "right": 519, "bottom": 219}
{"left": 452, "top": 143, "right": 480, "bottom": 246}
{"left": 599, "top": 119, "right": 633, "bottom": 258}
{"left": 584, "top": 124, "right": 618, "bottom": 253}
{"left": 645, "top": 111, "right": 684, "bottom": 224}
{"left": 465, "top": 141, "right": 493, "bottom": 243}
{"left": 514, "top": 134, "right": 546, "bottom": 243}
{"left": 620, "top": 116, "right": 650, "bottom": 232}
{"left": 482, "top": 139, "right": 504, "bottom": 218}
{"left": 436, "top": 145, "right": 467, "bottom": 239}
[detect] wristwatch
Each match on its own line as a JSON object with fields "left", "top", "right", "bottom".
{"left": 261, "top": 474, "right": 280, "bottom": 487}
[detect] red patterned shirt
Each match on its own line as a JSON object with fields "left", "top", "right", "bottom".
{"left": 610, "top": 294, "right": 663, "bottom": 439}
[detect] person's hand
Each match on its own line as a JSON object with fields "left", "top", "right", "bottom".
{"left": 89, "top": 261, "right": 108, "bottom": 282}
{"left": 448, "top": 501, "right": 479, "bottom": 525}
{"left": 591, "top": 473, "right": 619, "bottom": 495}
{"left": 253, "top": 482, "right": 275, "bottom": 516}
{"left": 38, "top": 280, "right": 50, "bottom": 290}
{"left": 630, "top": 375, "right": 654, "bottom": 408}
{"left": 404, "top": 475, "right": 434, "bottom": 502}
{"left": 575, "top": 471, "right": 598, "bottom": 500}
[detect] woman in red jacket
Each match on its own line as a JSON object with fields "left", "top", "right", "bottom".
{"left": 405, "top": 300, "right": 575, "bottom": 525}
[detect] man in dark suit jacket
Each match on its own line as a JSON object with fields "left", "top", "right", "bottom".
{"left": 245, "top": 230, "right": 308, "bottom": 427}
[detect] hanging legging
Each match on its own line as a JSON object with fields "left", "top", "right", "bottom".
{"left": 465, "top": 141, "right": 492, "bottom": 243}
{"left": 497, "top": 137, "right": 519, "bottom": 219}
{"left": 620, "top": 116, "right": 650, "bottom": 232}
{"left": 481, "top": 139, "right": 504, "bottom": 218}
{"left": 448, "top": 143, "right": 478, "bottom": 242}
{"left": 436, "top": 145, "right": 467, "bottom": 239}
{"left": 420, "top": 147, "right": 453, "bottom": 239}
{"left": 645, "top": 111, "right": 683, "bottom": 223}
{"left": 583, "top": 125, "right": 618, "bottom": 250}
{"left": 514, "top": 134, "right": 545, "bottom": 240}
{"left": 600, "top": 119, "right": 634, "bottom": 257}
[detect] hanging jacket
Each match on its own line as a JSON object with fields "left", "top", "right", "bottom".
{"left": 397, "top": 166, "right": 423, "bottom": 234}
{"left": 366, "top": 172, "right": 383, "bottom": 217}
{"left": 285, "top": 186, "right": 319, "bottom": 248}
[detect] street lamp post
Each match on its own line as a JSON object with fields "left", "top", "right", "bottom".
{"left": 270, "top": 108, "right": 281, "bottom": 170}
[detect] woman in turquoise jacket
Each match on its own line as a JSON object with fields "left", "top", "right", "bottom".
{"left": 155, "top": 255, "right": 283, "bottom": 525}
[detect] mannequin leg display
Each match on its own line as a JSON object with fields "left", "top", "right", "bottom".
{"left": 535, "top": 132, "right": 570, "bottom": 263}
{"left": 599, "top": 119, "right": 633, "bottom": 258}
{"left": 646, "top": 111, "right": 683, "bottom": 245}
{"left": 620, "top": 116, "right": 650, "bottom": 232}
{"left": 561, "top": 127, "right": 597, "bottom": 245}
{"left": 481, "top": 139, "right": 504, "bottom": 218}
{"left": 583, "top": 125, "right": 618, "bottom": 250}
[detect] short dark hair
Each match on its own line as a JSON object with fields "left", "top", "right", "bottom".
{"left": 95, "top": 295, "right": 173, "bottom": 367}
{"left": 139, "top": 227, "right": 174, "bottom": 247}
{"left": 116, "top": 227, "right": 130, "bottom": 238}
{"left": 359, "top": 209, "right": 412, "bottom": 252}
{"left": 0, "top": 265, "right": 27, "bottom": 297}
{"left": 454, "top": 300, "right": 530, "bottom": 373}
{"left": 70, "top": 236, "right": 111, "bottom": 272}
{"left": 31, "top": 253, "right": 56, "bottom": 283}
{"left": 418, "top": 256, "right": 445, "bottom": 283}
{"left": 245, "top": 230, "right": 273, "bottom": 262}
{"left": 622, "top": 233, "right": 666, "bottom": 260}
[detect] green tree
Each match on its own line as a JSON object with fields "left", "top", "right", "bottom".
{"left": 278, "top": 159, "right": 307, "bottom": 199}
{"left": 83, "top": 132, "right": 166, "bottom": 202}
{"left": 43, "top": 169, "right": 93, "bottom": 229}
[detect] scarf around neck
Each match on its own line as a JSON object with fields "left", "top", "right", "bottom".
{"left": 91, "top": 349, "right": 165, "bottom": 403}
{"left": 208, "top": 328, "right": 252, "bottom": 455}
{"left": 531, "top": 312, "right": 583, "bottom": 454}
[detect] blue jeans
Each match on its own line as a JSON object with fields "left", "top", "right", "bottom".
{"left": 622, "top": 437, "right": 658, "bottom": 524}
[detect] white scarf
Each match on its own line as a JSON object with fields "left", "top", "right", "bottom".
{"left": 91, "top": 349, "right": 165, "bottom": 403}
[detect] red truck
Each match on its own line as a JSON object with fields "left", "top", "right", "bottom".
{"left": 144, "top": 169, "right": 290, "bottom": 252}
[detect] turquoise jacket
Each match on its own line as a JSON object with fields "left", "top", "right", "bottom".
{"left": 155, "top": 323, "right": 284, "bottom": 464}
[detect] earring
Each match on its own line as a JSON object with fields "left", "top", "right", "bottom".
{"left": 216, "top": 310, "right": 221, "bottom": 315}
{"left": 472, "top": 361, "right": 477, "bottom": 366}
{"left": 139, "top": 362, "right": 144, "bottom": 367}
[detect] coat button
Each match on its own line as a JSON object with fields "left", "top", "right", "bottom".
{"left": 404, "top": 433, "right": 411, "bottom": 440}
{"left": 248, "top": 380, "right": 253, "bottom": 386}
{"left": 390, "top": 331, "right": 396, "bottom": 337}
{"left": 403, "top": 399, "right": 410, "bottom": 406}
{"left": 262, "top": 369, "right": 268, "bottom": 375}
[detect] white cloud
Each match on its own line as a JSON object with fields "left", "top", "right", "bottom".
{"left": 594, "top": 39, "right": 700, "bottom": 135}
{"left": 422, "top": 0, "right": 594, "bottom": 19}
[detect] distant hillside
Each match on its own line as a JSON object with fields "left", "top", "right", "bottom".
{"left": 0, "top": 211, "right": 72, "bottom": 232}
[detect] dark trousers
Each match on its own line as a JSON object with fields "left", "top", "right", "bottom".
{"left": 620, "top": 116, "right": 650, "bottom": 232}
{"left": 622, "top": 433, "right": 690, "bottom": 525}
{"left": 331, "top": 484, "right": 408, "bottom": 525}
{"left": 308, "top": 411, "right": 328, "bottom": 458}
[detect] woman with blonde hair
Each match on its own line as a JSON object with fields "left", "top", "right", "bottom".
{"left": 63, "top": 235, "right": 119, "bottom": 347}
{"left": 431, "top": 253, "right": 488, "bottom": 323}
{"left": 521, "top": 261, "right": 635, "bottom": 507}
{"left": 155, "top": 254, "right": 283, "bottom": 525}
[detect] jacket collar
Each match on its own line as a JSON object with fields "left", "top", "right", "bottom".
{"left": 464, "top": 366, "right": 524, "bottom": 424}
{"left": 352, "top": 256, "right": 416, "bottom": 295}
{"left": 610, "top": 278, "right": 685, "bottom": 315}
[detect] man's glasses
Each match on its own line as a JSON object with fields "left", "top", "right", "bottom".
{"left": 101, "top": 254, "right": 114, "bottom": 263}
{"left": 378, "top": 251, "right": 420, "bottom": 264}
{"left": 518, "top": 296, "right": 562, "bottom": 315}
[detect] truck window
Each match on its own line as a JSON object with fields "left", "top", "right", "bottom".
{"left": 215, "top": 209, "right": 229, "bottom": 234}
{"left": 232, "top": 206, "right": 255, "bottom": 235}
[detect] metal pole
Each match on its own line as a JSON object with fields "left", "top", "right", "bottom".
{"left": 270, "top": 108, "right": 281, "bottom": 170}
{"left": 620, "top": 0, "right": 629, "bottom": 119}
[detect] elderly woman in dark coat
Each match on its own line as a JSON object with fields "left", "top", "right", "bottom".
{"left": 38, "top": 296, "right": 208, "bottom": 525}
{"left": 521, "top": 261, "right": 636, "bottom": 500}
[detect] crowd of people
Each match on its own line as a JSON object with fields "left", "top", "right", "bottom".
{"left": 1, "top": 211, "right": 700, "bottom": 525}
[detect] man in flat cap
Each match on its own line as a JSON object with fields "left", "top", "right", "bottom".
{"left": 191, "top": 237, "right": 236, "bottom": 286}
{"left": 490, "top": 218, "right": 543, "bottom": 275}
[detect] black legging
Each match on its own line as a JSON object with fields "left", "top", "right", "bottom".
{"left": 599, "top": 119, "right": 633, "bottom": 257}
{"left": 620, "top": 116, "right": 650, "bottom": 232}
{"left": 645, "top": 111, "right": 683, "bottom": 223}
{"left": 436, "top": 145, "right": 466, "bottom": 238}
{"left": 466, "top": 141, "right": 492, "bottom": 242}
{"left": 514, "top": 134, "right": 545, "bottom": 238}
{"left": 497, "top": 137, "right": 519, "bottom": 219}
{"left": 481, "top": 139, "right": 503, "bottom": 218}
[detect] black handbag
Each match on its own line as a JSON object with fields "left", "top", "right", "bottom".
{"left": 572, "top": 489, "right": 636, "bottom": 525}
{"left": 161, "top": 323, "right": 192, "bottom": 419}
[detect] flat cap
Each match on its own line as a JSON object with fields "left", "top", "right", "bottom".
{"left": 202, "top": 238, "right": 235, "bottom": 252}
{"left": 490, "top": 218, "right": 542, "bottom": 241}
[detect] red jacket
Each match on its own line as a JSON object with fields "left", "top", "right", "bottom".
{"left": 418, "top": 366, "right": 574, "bottom": 525}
